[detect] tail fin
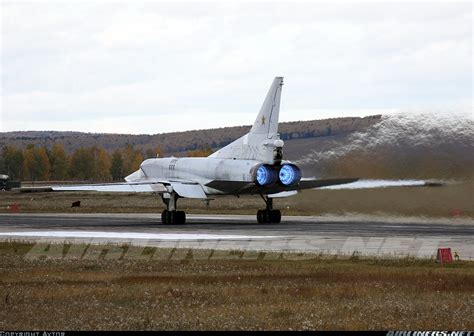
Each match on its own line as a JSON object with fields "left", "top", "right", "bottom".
{"left": 250, "top": 77, "right": 283, "bottom": 137}
{"left": 209, "top": 77, "right": 284, "bottom": 162}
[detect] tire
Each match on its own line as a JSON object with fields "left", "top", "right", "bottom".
{"left": 176, "top": 211, "right": 186, "bottom": 224}
{"left": 263, "top": 210, "right": 271, "bottom": 223}
{"left": 270, "top": 210, "right": 281, "bottom": 223}
{"left": 161, "top": 210, "right": 168, "bottom": 224}
{"left": 166, "top": 210, "right": 174, "bottom": 225}
{"left": 168, "top": 211, "right": 176, "bottom": 225}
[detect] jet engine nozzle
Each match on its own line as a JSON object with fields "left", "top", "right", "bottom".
{"left": 278, "top": 164, "right": 301, "bottom": 186}
{"left": 255, "top": 164, "right": 278, "bottom": 186}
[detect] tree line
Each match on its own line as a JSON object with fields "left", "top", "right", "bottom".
{"left": 0, "top": 144, "right": 214, "bottom": 182}
{"left": 0, "top": 116, "right": 383, "bottom": 156}
{"left": 0, "top": 144, "right": 163, "bottom": 182}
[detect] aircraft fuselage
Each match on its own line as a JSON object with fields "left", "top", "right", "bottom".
{"left": 139, "top": 157, "right": 263, "bottom": 195}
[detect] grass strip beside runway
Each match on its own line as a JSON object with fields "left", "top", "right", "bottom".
{"left": 0, "top": 241, "right": 473, "bottom": 330}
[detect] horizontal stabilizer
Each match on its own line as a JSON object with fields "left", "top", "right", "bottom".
{"left": 297, "top": 178, "right": 360, "bottom": 190}
{"left": 234, "top": 178, "right": 359, "bottom": 195}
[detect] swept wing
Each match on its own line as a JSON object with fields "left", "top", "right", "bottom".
{"left": 21, "top": 180, "right": 207, "bottom": 198}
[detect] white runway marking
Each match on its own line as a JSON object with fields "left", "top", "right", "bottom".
{"left": 0, "top": 214, "right": 472, "bottom": 259}
{"left": 0, "top": 231, "right": 279, "bottom": 240}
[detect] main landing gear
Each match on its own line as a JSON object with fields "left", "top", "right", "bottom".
{"left": 161, "top": 192, "right": 186, "bottom": 225}
{"left": 257, "top": 195, "right": 281, "bottom": 224}
{"left": 161, "top": 210, "right": 186, "bottom": 225}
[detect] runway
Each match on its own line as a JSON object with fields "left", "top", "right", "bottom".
{"left": 0, "top": 213, "right": 473, "bottom": 259}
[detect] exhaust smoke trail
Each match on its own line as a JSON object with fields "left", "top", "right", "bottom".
{"left": 297, "top": 108, "right": 474, "bottom": 180}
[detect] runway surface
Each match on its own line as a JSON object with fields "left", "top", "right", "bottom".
{"left": 0, "top": 213, "right": 473, "bottom": 259}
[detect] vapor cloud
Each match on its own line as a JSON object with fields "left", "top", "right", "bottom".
{"left": 297, "top": 108, "right": 474, "bottom": 180}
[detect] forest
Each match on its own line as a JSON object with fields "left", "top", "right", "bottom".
{"left": 0, "top": 116, "right": 381, "bottom": 181}
{"left": 0, "top": 144, "right": 213, "bottom": 182}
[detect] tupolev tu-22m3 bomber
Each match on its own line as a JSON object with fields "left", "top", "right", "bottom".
{"left": 47, "top": 77, "right": 358, "bottom": 224}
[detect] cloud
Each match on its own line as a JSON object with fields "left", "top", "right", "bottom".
{"left": 1, "top": 1, "right": 472, "bottom": 133}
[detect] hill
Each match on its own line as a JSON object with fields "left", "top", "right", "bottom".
{"left": 2, "top": 112, "right": 473, "bottom": 180}
{"left": 0, "top": 116, "right": 382, "bottom": 157}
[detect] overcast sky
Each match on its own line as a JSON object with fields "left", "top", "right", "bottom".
{"left": 1, "top": 1, "right": 472, "bottom": 134}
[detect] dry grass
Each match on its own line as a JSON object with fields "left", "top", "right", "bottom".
{"left": 0, "top": 180, "right": 472, "bottom": 218}
{"left": 0, "top": 242, "right": 473, "bottom": 330}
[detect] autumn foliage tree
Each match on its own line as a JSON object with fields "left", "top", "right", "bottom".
{"left": 110, "top": 150, "right": 124, "bottom": 181}
{"left": 68, "top": 146, "right": 112, "bottom": 181}
{"left": 22, "top": 145, "right": 51, "bottom": 181}
{"left": 1, "top": 146, "right": 24, "bottom": 180}
{"left": 93, "top": 147, "right": 112, "bottom": 181}
{"left": 145, "top": 146, "right": 163, "bottom": 159}
{"left": 50, "top": 144, "right": 69, "bottom": 180}
{"left": 0, "top": 143, "right": 214, "bottom": 182}
{"left": 121, "top": 144, "right": 144, "bottom": 177}
{"left": 69, "top": 147, "right": 95, "bottom": 180}
{"left": 186, "top": 147, "right": 213, "bottom": 157}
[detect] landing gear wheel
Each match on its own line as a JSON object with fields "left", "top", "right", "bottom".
{"left": 256, "top": 209, "right": 281, "bottom": 224}
{"left": 270, "top": 209, "right": 281, "bottom": 224}
{"left": 161, "top": 210, "right": 186, "bottom": 225}
{"left": 263, "top": 210, "right": 270, "bottom": 223}
{"left": 161, "top": 210, "right": 173, "bottom": 225}
{"left": 176, "top": 211, "right": 186, "bottom": 225}
{"left": 168, "top": 210, "right": 175, "bottom": 224}
{"left": 257, "top": 195, "right": 281, "bottom": 224}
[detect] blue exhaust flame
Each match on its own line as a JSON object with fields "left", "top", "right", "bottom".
{"left": 256, "top": 165, "right": 277, "bottom": 186}
{"left": 279, "top": 164, "right": 301, "bottom": 186}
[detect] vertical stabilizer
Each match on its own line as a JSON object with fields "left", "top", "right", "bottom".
{"left": 209, "top": 77, "right": 284, "bottom": 162}
{"left": 250, "top": 77, "right": 283, "bottom": 137}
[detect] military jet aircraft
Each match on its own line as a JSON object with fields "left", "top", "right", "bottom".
{"left": 45, "top": 77, "right": 358, "bottom": 224}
